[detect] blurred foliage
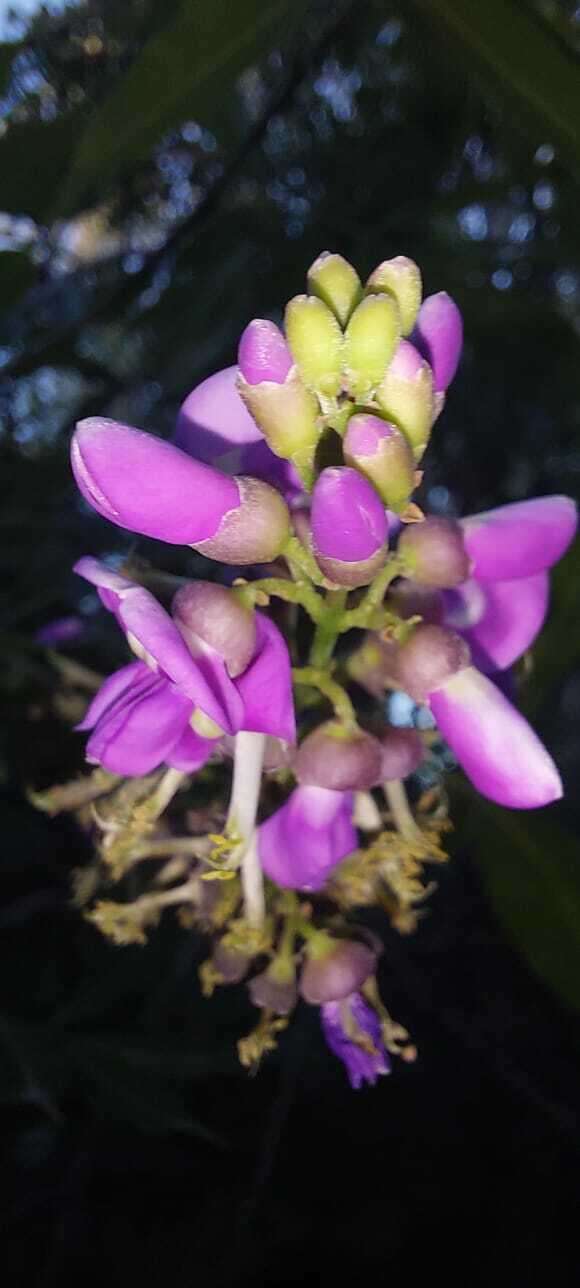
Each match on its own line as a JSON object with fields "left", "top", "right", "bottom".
{"left": 1, "top": 0, "right": 580, "bottom": 1162}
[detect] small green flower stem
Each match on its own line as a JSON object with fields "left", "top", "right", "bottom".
{"left": 308, "top": 588, "right": 348, "bottom": 666}
{"left": 340, "top": 557, "right": 402, "bottom": 631}
{"left": 292, "top": 664, "right": 356, "bottom": 727}
{"left": 239, "top": 576, "right": 323, "bottom": 622}
{"left": 283, "top": 535, "right": 328, "bottom": 587}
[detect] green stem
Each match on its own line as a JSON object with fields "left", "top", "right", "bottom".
{"left": 238, "top": 576, "right": 323, "bottom": 622}
{"left": 292, "top": 664, "right": 356, "bottom": 726}
{"left": 309, "top": 588, "right": 347, "bottom": 666}
{"left": 283, "top": 535, "right": 328, "bottom": 587}
{"left": 341, "top": 557, "right": 402, "bottom": 631}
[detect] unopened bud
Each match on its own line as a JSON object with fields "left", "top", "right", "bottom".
{"left": 397, "top": 516, "right": 471, "bottom": 588}
{"left": 343, "top": 413, "right": 415, "bottom": 513}
{"left": 376, "top": 340, "right": 434, "bottom": 461}
{"left": 295, "top": 719, "right": 384, "bottom": 791}
{"left": 237, "top": 371, "right": 320, "bottom": 481}
{"left": 387, "top": 578, "right": 443, "bottom": 624}
{"left": 195, "top": 475, "right": 291, "bottom": 565}
{"left": 311, "top": 466, "right": 389, "bottom": 588}
{"left": 413, "top": 292, "right": 463, "bottom": 392}
{"left": 300, "top": 935, "right": 376, "bottom": 1004}
{"left": 307, "top": 251, "right": 362, "bottom": 326}
{"left": 211, "top": 940, "right": 251, "bottom": 984}
{"left": 346, "top": 633, "right": 402, "bottom": 697}
{"left": 238, "top": 318, "right": 293, "bottom": 385}
{"left": 284, "top": 294, "right": 343, "bottom": 397}
{"left": 172, "top": 582, "right": 256, "bottom": 677}
{"left": 343, "top": 293, "right": 400, "bottom": 398}
{"left": 248, "top": 957, "right": 297, "bottom": 1014}
{"left": 394, "top": 623, "right": 470, "bottom": 702}
{"left": 379, "top": 727, "right": 424, "bottom": 780}
{"left": 365, "top": 256, "right": 422, "bottom": 335}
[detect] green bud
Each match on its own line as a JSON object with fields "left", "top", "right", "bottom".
{"left": 307, "top": 251, "right": 362, "bottom": 326}
{"left": 376, "top": 340, "right": 434, "bottom": 461}
{"left": 237, "top": 370, "right": 320, "bottom": 484}
{"left": 284, "top": 294, "right": 343, "bottom": 397}
{"left": 343, "top": 293, "right": 400, "bottom": 399}
{"left": 343, "top": 413, "right": 415, "bottom": 513}
{"left": 365, "top": 256, "right": 422, "bottom": 335}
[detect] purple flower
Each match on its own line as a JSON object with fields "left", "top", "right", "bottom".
{"left": 412, "top": 291, "right": 463, "bottom": 392}
{"left": 441, "top": 572, "right": 549, "bottom": 673}
{"left": 311, "top": 466, "right": 389, "bottom": 587}
{"left": 71, "top": 418, "right": 291, "bottom": 564}
{"left": 75, "top": 558, "right": 295, "bottom": 775}
{"left": 174, "top": 364, "right": 302, "bottom": 504}
{"left": 460, "top": 495, "right": 577, "bottom": 581}
{"left": 258, "top": 785, "right": 356, "bottom": 891}
{"left": 321, "top": 992, "right": 390, "bottom": 1089}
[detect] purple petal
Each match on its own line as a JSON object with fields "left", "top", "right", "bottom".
{"left": 238, "top": 320, "right": 293, "bottom": 385}
{"left": 311, "top": 466, "right": 389, "bottom": 561}
{"left": 77, "top": 659, "right": 147, "bottom": 731}
{"left": 430, "top": 666, "right": 562, "bottom": 808}
{"left": 166, "top": 725, "right": 214, "bottom": 772}
{"left": 259, "top": 785, "right": 356, "bottom": 891}
{"left": 235, "top": 612, "right": 296, "bottom": 742}
{"left": 85, "top": 673, "right": 192, "bottom": 776}
{"left": 413, "top": 292, "right": 463, "bottom": 391}
{"left": 71, "top": 417, "right": 241, "bottom": 544}
{"left": 321, "top": 993, "right": 390, "bottom": 1089}
{"left": 442, "top": 572, "right": 549, "bottom": 672}
{"left": 461, "top": 496, "right": 577, "bottom": 581}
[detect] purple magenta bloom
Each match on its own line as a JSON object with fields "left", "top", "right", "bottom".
{"left": 412, "top": 291, "right": 463, "bottom": 392}
{"left": 74, "top": 559, "right": 295, "bottom": 774}
{"left": 429, "top": 665, "right": 562, "bottom": 809}
{"left": 311, "top": 466, "right": 389, "bottom": 587}
{"left": 442, "top": 572, "right": 550, "bottom": 673}
{"left": 174, "top": 366, "right": 302, "bottom": 503}
{"left": 258, "top": 785, "right": 356, "bottom": 891}
{"left": 460, "top": 495, "right": 577, "bottom": 581}
{"left": 238, "top": 319, "right": 293, "bottom": 386}
{"left": 321, "top": 992, "right": 390, "bottom": 1089}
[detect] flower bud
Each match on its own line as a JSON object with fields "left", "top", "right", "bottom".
{"left": 413, "top": 292, "right": 463, "bottom": 392}
{"left": 307, "top": 251, "right": 362, "bottom": 326}
{"left": 343, "top": 293, "right": 400, "bottom": 398}
{"left": 238, "top": 318, "right": 293, "bottom": 385}
{"left": 284, "top": 294, "right": 343, "bottom": 397}
{"left": 237, "top": 369, "right": 320, "bottom": 480}
{"left": 194, "top": 475, "right": 291, "bottom": 564}
{"left": 300, "top": 936, "right": 376, "bottom": 1005}
{"left": 295, "top": 719, "right": 384, "bottom": 791}
{"left": 211, "top": 940, "right": 251, "bottom": 984}
{"left": 397, "top": 516, "right": 471, "bottom": 588}
{"left": 343, "top": 413, "right": 415, "bottom": 513}
{"left": 311, "top": 466, "right": 389, "bottom": 587}
{"left": 387, "top": 579, "right": 443, "bottom": 624}
{"left": 172, "top": 582, "right": 256, "bottom": 677}
{"left": 248, "top": 957, "right": 298, "bottom": 1014}
{"left": 365, "top": 256, "right": 422, "bottom": 335}
{"left": 376, "top": 340, "right": 434, "bottom": 461}
{"left": 394, "top": 623, "right": 470, "bottom": 702}
{"left": 346, "top": 633, "right": 402, "bottom": 697}
{"left": 379, "top": 727, "right": 424, "bottom": 780}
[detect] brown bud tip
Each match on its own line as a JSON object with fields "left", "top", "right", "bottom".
{"left": 394, "top": 624, "right": 470, "bottom": 703}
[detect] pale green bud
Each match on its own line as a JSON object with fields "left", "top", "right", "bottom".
{"left": 376, "top": 340, "right": 434, "bottom": 461}
{"left": 343, "top": 413, "right": 415, "bottom": 513}
{"left": 365, "top": 256, "right": 422, "bottom": 335}
{"left": 284, "top": 294, "right": 343, "bottom": 397}
{"left": 307, "top": 251, "right": 362, "bottom": 326}
{"left": 342, "top": 293, "right": 400, "bottom": 399}
{"left": 237, "top": 370, "right": 320, "bottom": 484}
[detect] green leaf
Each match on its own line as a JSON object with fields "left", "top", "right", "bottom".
{"left": 60, "top": 0, "right": 309, "bottom": 213}
{"left": 453, "top": 791, "right": 580, "bottom": 1013}
{"left": 411, "top": 0, "right": 580, "bottom": 180}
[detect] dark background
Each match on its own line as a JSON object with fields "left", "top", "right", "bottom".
{"left": 1, "top": 1, "right": 580, "bottom": 1283}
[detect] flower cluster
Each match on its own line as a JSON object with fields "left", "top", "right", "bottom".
{"left": 45, "top": 250, "right": 575, "bottom": 1088}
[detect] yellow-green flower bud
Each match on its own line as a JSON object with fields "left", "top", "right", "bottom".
{"left": 376, "top": 339, "right": 434, "bottom": 461}
{"left": 307, "top": 251, "right": 362, "bottom": 326}
{"left": 284, "top": 294, "right": 343, "bottom": 398}
{"left": 365, "top": 256, "right": 422, "bottom": 335}
{"left": 237, "top": 370, "right": 320, "bottom": 485}
{"left": 343, "top": 293, "right": 400, "bottom": 399}
{"left": 343, "top": 413, "right": 415, "bottom": 513}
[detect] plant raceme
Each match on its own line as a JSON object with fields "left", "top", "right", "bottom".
{"left": 49, "top": 250, "right": 575, "bottom": 1087}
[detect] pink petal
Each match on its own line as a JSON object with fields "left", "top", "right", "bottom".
{"left": 76, "top": 660, "right": 148, "bottom": 731}
{"left": 236, "top": 612, "right": 296, "bottom": 743}
{"left": 259, "top": 785, "right": 356, "bottom": 890}
{"left": 442, "top": 573, "right": 549, "bottom": 672}
{"left": 86, "top": 675, "right": 192, "bottom": 776}
{"left": 461, "top": 496, "right": 577, "bottom": 581}
{"left": 430, "top": 666, "right": 562, "bottom": 808}
{"left": 166, "top": 725, "right": 215, "bottom": 772}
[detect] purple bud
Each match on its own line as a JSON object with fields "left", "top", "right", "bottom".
{"left": 311, "top": 467, "right": 389, "bottom": 587}
{"left": 413, "top": 292, "right": 463, "bottom": 392}
{"left": 172, "top": 582, "right": 256, "bottom": 677}
{"left": 211, "top": 940, "right": 251, "bottom": 984}
{"left": 398, "top": 516, "right": 471, "bottom": 588}
{"left": 238, "top": 319, "right": 293, "bottom": 385}
{"left": 300, "top": 937, "right": 376, "bottom": 1005}
{"left": 194, "top": 475, "right": 291, "bottom": 564}
{"left": 379, "top": 727, "right": 424, "bottom": 780}
{"left": 343, "top": 413, "right": 415, "bottom": 513}
{"left": 387, "top": 579, "right": 444, "bottom": 624}
{"left": 376, "top": 340, "right": 434, "bottom": 460}
{"left": 395, "top": 623, "right": 470, "bottom": 703}
{"left": 248, "top": 958, "right": 298, "bottom": 1014}
{"left": 295, "top": 720, "right": 384, "bottom": 791}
